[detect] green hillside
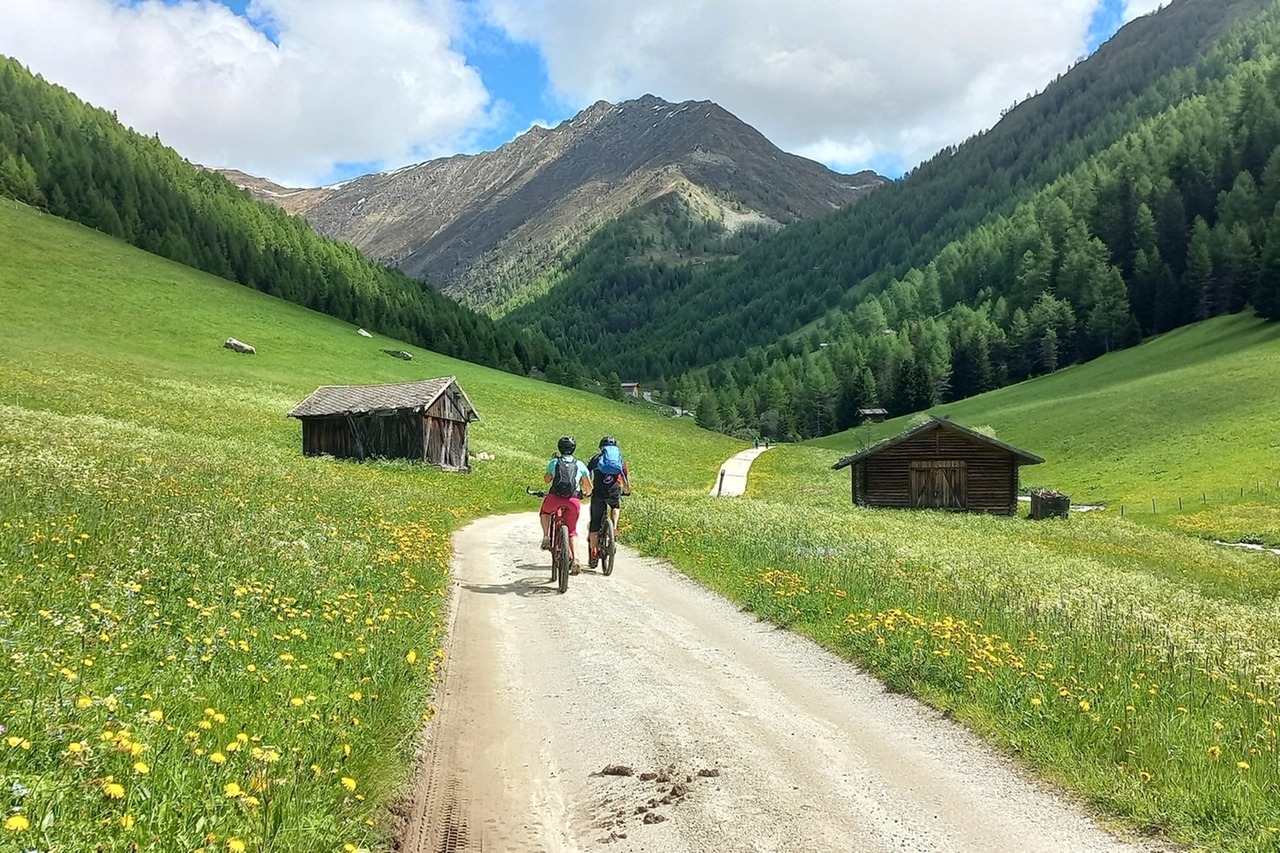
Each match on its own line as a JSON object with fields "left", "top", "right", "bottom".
{"left": 809, "top": 312, "right": 1280, "bottom": 513}
{"left": 510, "top": 0, "right": 1274, "bottom": 381}
{"left": 3, "top": 197, "right": 1279, "bottom": 851}
{"left": 0, "top": 199, "right": 741, "bottom": 852}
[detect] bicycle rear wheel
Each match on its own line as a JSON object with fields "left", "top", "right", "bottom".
{"left": 556, "top": 524, "right": 570, "bottom": 594}
{"left": 600, "top": 517, "right": 615, "bottom": 576}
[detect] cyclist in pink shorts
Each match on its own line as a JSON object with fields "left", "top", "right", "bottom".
{"left": 540, "top": 436, "right": 592, "bottom": 572}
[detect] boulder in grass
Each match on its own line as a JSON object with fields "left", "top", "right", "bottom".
{"left": 358, "top": 328, "right": 373, "bottom": 338}
{"left": 224, "top": 337, "right": 256, "bottom": 354}
{"left": 381, "top": 348, "right": 413, "bottom": 361}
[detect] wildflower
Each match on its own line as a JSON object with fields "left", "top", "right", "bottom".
{"left": 1208, "top": 746, "right": 1221, "bottom": 759}
{"left": 146, "top": 710, "right": 163, "bottom": 723}
{"left": 76, "top": 696, "right": 93, "bottom": 708}
{"left": 103, "top": 781, "right": 125, "bottom": 799}
{"left": 1138, "top": 772, "right": 1151, "bottom": 782}
{"left": 227, "top": 838, "right": 246, "bottom": 852}
{"left": 1078, "top": 699, "right": 1091, "bottom": 712}
{"left": 224, "top": 782, "right": 243, "bottom": 798}
{"left": 133, "top": 761, "right": 150, "bottom": 775}
{"left": 1237, "top": 761, "right": 1251, "bottom": 771}
{"left": 4, "top": 814, "right": 30, "bottom": 832}
{"left": 290, "top": 697, "right": 304, "bottom": 707}
{"left": 210, "top": 752, "right": 227, "bottom": 765}
{"left": 121, "top": 814, "right": 135, "bottom": 829}
{"left": 342, "top": 777, "right": 357, "bottom": 792}
{"left": 348, "top": 691, "right": 362, "bottom": 702}
{"left": 67, "top": 741, "right": 86, "bottom": 753}
{"left": 405, "top": 650, "right": 418, "bottom": 665}
{"left": 1030, "top": 696, "right": 1042, "bottom": 706}
{"left": 6, "top": 736, "right": 31, "bottom": 750}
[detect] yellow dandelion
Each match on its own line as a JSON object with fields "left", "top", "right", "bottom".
{"left": 120, "top": 814, "right": 135, "bottom": 830}
{"left": 1237, "top": 761, "right": 1251, "bottom": 771}
{"left": 6, "top": 736, "right": 31, "bottom": 750}
{"left": 76, "top": 696, "right": 93, "bottom": 708}
{"left": 4, "top": 814, "right": 30, "bottom": 832}
{"left": 341, "top": 777, "right": 357, "bottom": 792}
{"left": 210, "top": 752, "right": 227, "bottom": 765}
{"left": 224, "top": 782, "right": 244, "bottom": 798}
{"left": 226, "top": 741, "right": 241, "bottom": 753}
{"left": 128, "top": 742, "right": 145, "bottom": 758}
{"left": 103, "top": 781, "right": 125, "bottom": 799}
{"left": 405, "top": 650, "right": 418, "bottom": 665}
{"left": 289, "top": 697, "right": 304, "bottom": 707}
{"left": 242, "top": 795, "right": 260, "bottom": 807}
{"left": 1030, "top": 696, "right": 1042, "bottom": 706}
{"left": 213, "top": 713, "right": 227, "bottom": 724}
{"left": 146, "top": 710, "right": 163, "bottom": 723}
{"left": 198, "top": 720, "right": 213, "bottom": 730}
{"left": 1208, "top": 746, "right": 1221, "bottom": 759}
{"left": 67, "top": 741, "right": 86, "bottom": 753}
{"left": 1138, "top": 771, "right": 1152, "bottom": 782}
{"left": 227, "top": 838, "right": 246, "bottom": 852}
{"left": 348, "top": 691, "right": 363, "bottom": 702}
{"left": 133, "top": 761, "right": 150, "bottom": 775}
{"left": 263, "top": 749, "right": 280, "bottom": 763}
{"left": 1078, "top": 699, "right": 1091, "bottom": 712}
{"left": 332, "top": 652, "right": 345, "bottom": 660}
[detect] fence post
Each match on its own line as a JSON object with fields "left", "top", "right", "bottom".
{"left": 1179, "top": 497, "right": 1183, "bottom": 510}
{"left": 1202, "top": 493, "right": 1206, "bottom": 504}
{"left": 1121, "top": 505, "right": 1125, "bottom": 518}
{"left": 1241, "top": 487, "right": 1245, "bottom": 498}
{"left": 1152, "top": 498, "right": 1157, "bottom": 514}
{"left": 717, "top": 469, "right": 726, "bottom": 496}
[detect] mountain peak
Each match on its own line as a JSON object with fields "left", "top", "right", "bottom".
{"left": 228, "top": 94, "right": 886, "bottom": 311}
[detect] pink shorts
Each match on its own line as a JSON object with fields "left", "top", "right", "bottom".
{"left": 540, "top": 495, "right": 581, "bottom": 536}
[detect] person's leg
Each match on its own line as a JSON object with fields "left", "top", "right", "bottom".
{"left": 565, "top": 498, "right": 582, "bottom": 570}
{"left": 539, "top": 497, "right": 554, "bottom": 549}
{"left": 587, "top": 498, "right": 606, "bottom": 567}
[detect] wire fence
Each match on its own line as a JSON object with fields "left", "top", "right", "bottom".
{"left": 1115, "top": 479, "right": 1280, "bottom": 517}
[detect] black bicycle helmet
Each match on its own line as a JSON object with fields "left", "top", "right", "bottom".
{"left": 558, "top": 435, "right": 576, "bottom": 455}
{"left": 599, "top": 435, "right": 617, "bottom": 448}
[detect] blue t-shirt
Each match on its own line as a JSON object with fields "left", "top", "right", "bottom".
{"left": 546, "top": 455, "right": 590, "bottom": 494}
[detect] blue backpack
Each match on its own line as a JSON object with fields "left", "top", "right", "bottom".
{"left": 598, "top": 445, "right": 624, "bottom": 474}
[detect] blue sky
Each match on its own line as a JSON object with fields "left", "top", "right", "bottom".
{"left": 0, "top": 0, "right": 1162, "bottom": 186}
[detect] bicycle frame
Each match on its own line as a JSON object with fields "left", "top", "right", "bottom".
{"left": 529, "top": 487, "right": 571, "bottom": 593}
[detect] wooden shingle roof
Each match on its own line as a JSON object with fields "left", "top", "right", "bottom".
{"left": 831, "top": 416, "right": 1043, "bottom": 470}
{"left": 287, "top": 376, "right": 479, "bottom": 422}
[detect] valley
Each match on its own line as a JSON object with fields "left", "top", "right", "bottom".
{"left": 3, "top": 0, "right": 1280, "bottom": 850}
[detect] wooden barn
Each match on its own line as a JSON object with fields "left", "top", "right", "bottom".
{"left": 830, "top": 417, "right": 1043, "bottom": 515}
{"left": 287, "top": 377, "right": 480, "bottom": 471}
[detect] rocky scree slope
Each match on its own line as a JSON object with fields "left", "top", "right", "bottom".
{"left": 226, "top": 95, "right": 884, "bottom": 314}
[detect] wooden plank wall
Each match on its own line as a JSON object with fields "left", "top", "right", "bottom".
{"left": 301, "top": 414, "right": 424, "bottom": 461}
{"left": 855, "top": 427, "right": 1018, "bottom": 514}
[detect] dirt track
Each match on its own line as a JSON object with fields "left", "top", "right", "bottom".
{"left": 397, "top": 512, "right": 1173, "bottom": 853}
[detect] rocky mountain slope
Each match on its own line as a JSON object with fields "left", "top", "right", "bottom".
{"left": 226, "top": 95, "right": 884, "bottom": 314}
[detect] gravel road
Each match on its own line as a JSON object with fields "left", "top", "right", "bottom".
{"left": 397, "top": 512, "right": 1174, "bottom": 853}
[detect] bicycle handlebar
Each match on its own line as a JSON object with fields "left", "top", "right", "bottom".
{"left": 526, "top": 486, "right": 548, "bottom": 498}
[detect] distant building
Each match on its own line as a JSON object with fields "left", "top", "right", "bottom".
{"left": 856, "top": 407, "right": 889, "bottom": 424}
{"left": 831, "top": 416, "right": 1043, "bottom": 515}
{"left": 287, "top": 376, "right": 480, "bottom": 471}
{"left": 621, "top": 381, "right": 641, "bottom": 397}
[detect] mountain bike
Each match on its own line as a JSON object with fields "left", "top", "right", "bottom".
{"left": 528, "top": 487, "right": 570, "bottom": 594}
{"left": 598, "top": 514, "right": 616, "bottom": 576}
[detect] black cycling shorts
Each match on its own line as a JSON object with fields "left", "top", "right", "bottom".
{"left": 588, "top": 493, "right": 621, "bottom": 533}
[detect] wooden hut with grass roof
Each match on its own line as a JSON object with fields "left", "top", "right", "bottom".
{"left": 287, "top": 377, "right": 479, "bottom": 471}
{"left": 831, "top": 416, "right": 1043, "bottom": 515}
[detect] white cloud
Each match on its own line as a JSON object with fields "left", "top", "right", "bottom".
{"left": 1123, "top": 1, "right": 1166, "bottom": 23}
{"left": 481, "top": 0, "right": 1104, "bottom": 175}
{"left": 0, "top": 0, "right": 491, "bottom": 185}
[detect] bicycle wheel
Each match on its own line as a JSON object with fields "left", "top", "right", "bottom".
{"left": 556, "top": 524, "right": 571, "bottom": 594}
{"left": 600, "top": 517, "right": 615, "bottom": 576}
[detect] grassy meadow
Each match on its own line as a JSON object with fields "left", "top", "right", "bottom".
{"left": 622, "top": 317, "right": 1280, "bottom": 851}
{"left": 3, "top": 196, "right": 1280, "bottom": 853}
{"left": 0, "top": 200, "right": 740, "bottom": 853}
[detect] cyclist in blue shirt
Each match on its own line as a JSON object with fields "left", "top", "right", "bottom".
{"left": 540, "top": 435, "right": 592, "bottom": 572}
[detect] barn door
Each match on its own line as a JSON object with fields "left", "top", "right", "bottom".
{"left": 909, "top": 461, "right": 967, "bottom": 510}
